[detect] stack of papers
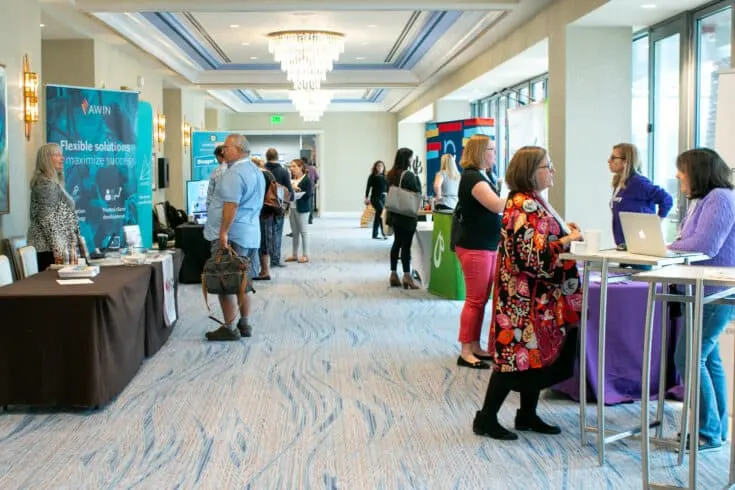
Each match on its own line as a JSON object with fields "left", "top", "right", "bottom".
{"left": 58, "top": 265, "right": 101, "bottom": 279}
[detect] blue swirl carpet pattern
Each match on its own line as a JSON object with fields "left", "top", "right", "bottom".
{"left": 0, "top": 218, "right": 730, "bottom": 488}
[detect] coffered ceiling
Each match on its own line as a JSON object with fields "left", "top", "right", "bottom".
{"left": 40, "top": 0, "right": 558, "bottom": 115}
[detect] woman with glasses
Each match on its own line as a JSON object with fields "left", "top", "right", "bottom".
{"left": 454, "top": 135, "right": 505, "bottom": 369}
{"left": 609, "top": 143, "right": 673, "bottom": 248}
{"left": 473, "top": 146, "right": 583, "bottom": 440}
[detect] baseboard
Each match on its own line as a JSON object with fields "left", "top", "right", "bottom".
{"left": 319, "top": 212, "right": 361, "bottom": 218}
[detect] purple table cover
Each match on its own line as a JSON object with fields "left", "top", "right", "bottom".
{"left": 553, "top": 275, "right": 684, "bottom": 405}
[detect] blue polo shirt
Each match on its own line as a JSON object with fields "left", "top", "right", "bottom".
{"left": 204, "top": 158, "right": 265, "bottom": 248}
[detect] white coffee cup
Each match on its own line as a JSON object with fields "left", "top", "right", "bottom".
{"left": 585, "top": 229, "right": 602, "bottom": 253}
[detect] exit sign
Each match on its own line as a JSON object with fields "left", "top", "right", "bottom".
{"left": 270, "top": 114, "right": 283, "bottom": 125}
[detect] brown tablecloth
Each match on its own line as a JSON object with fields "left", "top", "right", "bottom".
{"left": 0, "top": 266, "right": 152, "bottom": 408}
{"left": 144, "top": 249, "right": 183, "bottom": 356}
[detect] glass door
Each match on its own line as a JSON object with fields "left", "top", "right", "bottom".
{"left": 649, "top": 18, "right": 687, "bottom": 241}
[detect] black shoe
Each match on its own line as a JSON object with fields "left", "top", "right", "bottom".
{"left": 237, "top": 320, "right": 252, "bottom": 338}
{"left": 474, "top": 353, "right": 493, "bottom": 361}
{"left": 205, "top": 326, "right": 241, "bottom": 341}
{"left": 473, "top": 411, "right": 518, "bottom": 440}
{"left": 514, "top": 410, "right": 561, "bottom": 435}
{"left": 286, "top": 233, "right": 293, "bottom": 237}
{"left": 273, "top": 263, "right": 287, "bottom": 268}
{"left": 252, "top": 275, "right": 271, "bottom": 281}
{"left": 457, "top": 356, "right": 490, "bottom": 369}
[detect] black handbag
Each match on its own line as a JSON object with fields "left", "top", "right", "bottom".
{"left": 450, "top": 204, "right": 462, "bottom": 252}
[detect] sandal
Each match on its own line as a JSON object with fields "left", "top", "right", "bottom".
{"left": 298, "top": 256, "right": 309, "bottom": 263}
{"left": 284, "top": 256, "right": 298, "bottom": 262}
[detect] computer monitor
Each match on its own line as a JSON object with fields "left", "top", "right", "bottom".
{"left": 186, "top": 179, "right": 209, "bottom": 224}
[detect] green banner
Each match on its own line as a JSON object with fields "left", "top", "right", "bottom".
{"left": 428, "top": 212, "right": 465, "bottom": 300}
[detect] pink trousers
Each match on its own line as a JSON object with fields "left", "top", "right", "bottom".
{"left": 455, "top": 246, "right": 497, "bottom": 345}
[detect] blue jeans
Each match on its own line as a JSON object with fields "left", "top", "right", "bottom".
{"left": 265, "top": 215, "right": 285, "bottom": 266}
{"left": 674, "top": 303, "right": 734, "bottom": 443}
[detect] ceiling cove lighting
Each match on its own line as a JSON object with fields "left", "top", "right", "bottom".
{"left": 267, "top": 30, "right": 345, "bottom": 91}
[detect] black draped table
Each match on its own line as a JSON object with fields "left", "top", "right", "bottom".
{"left": 0, "top": 266, "right": 151, "bottom": 408}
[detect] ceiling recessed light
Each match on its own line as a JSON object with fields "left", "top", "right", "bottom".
{"left": 641, "top": 4, "right": 656, "bottom": 8}
{"left": 356, "top": 56, "right": 366, "bottom": 60}
{"left": 250, "top": 56, "right": 258, "bottom": 60}
{"left": 230, "top": 24, "right": 240, "bottom": 28}
{"left": 40, "top": 23, "right": 45, "bottom": 27}
{"left": 367, "top": 24, "right": 377, "bottom": 28}
{"left": 241, "top": 42, "right": 250, "bottom": 46}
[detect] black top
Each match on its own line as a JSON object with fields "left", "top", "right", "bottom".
{"left": 365, "top": 174, "right": 387, "bottom": 201}
{"left": 293, "top": 175, "right": 313, "bottom": 213}
{"left": 456, "top": 168, "right": 502, "bottom": 251}
{"left": 265, "top": 162, "right": 294, "bottom": 201}
{"left": 387, "top": 170, "right": 422, "bottom": 232}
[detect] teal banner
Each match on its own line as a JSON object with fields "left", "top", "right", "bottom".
{"left": 136, "top": 101, "right": 154, "bottom": 248}
{"left": 191, "top": 130, "right": 229, "bottom": 181}
{"left": 46, "top": 84, "right": 140, "bottom": 250}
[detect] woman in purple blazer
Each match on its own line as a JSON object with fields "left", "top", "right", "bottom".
{"left": 669, "top": 148, "right": 735, "bottom": 451}
{"left": 609, "top": 143, "right": 673, "bottom": 246}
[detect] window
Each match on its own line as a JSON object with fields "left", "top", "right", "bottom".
{"left": 631, "top": 35, "right": 650, "bottom": 175}
{"left": 695, "top": 7, "right": 732, "bottom": 147}
{"left": 468, "top": 73, "right": 549, "bottom": 176}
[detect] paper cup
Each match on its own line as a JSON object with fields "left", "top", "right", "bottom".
{"left": 585, "top": 230, "right": 601, "bottom": 253}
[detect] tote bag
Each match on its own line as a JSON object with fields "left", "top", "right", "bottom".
{"left": 385, "top": 171, "right": 421, "bottom": 217}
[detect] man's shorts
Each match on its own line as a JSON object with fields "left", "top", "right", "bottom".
{"left": 210, "top": 240, "right": 259, "bottom": 287}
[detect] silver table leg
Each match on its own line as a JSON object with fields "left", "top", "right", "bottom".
{"left": 678, "top": 284, "right": 694, "bottom": 465}
{"left": 641, "top": 281, "right": 658, "bottom": 489}
{"left": 655, "top": 281, "right": 668, "bottom": 440}
{"left": 596, "top": 258, "right": 610, "bottom": 466}
{"left": 579, "top": 261, "right": 592, "bottom": 445}
{"left": 688, "top": 279, "right": 704, "bottom": 490}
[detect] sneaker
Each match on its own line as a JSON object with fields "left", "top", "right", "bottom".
{"left": 237, "top": 319, "right": 252, "bottom": 338}
{"left": 205, "top": 325, "right": 241, "bottom": 341}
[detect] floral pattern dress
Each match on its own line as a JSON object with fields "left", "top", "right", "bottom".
{"left": 490, "top": 192, "right": 582, "bottom": 376}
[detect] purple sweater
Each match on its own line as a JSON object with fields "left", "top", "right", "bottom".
{"left": 669, "top": 188, "right": 735, "bottom": 269}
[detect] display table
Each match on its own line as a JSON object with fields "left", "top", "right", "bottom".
{"left": 412, "top": 222, "right": 433, "bottom": 288}
{"left": 0, "top": 267, "right": 151, "bottom": 408}
{"left": 559, "top": 248, "right": 708, "bottom": 466}
{"left": 553, "top": 275, "right": 682, "bottom": 403}
{"left": 175, "top": 223, "right": 209, "bottom": 283}
{"left": 634, "top": 265, "right": 735, "bottom": 490}
{"left": 143, "top": 250, "right": 183, "bottom": 356}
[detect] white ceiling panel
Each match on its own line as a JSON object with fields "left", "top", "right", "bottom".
{"left": 192, "top": 11, "right": 416, "bottom": 65}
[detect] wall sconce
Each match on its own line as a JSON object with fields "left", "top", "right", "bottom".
{"left": 23, "top": 54, "right": 39, "bottom": 141}
{"left": 154, "top": 112, "right": 166, "bottom": 150}
{"left": 183, "top": 121, "right": 192, "bottom": 151}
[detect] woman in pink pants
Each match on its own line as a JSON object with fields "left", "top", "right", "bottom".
{"left": 453, "top": 135, "right": 506, "bottom": 369}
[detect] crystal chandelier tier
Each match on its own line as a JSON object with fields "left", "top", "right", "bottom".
{"left": 289, "top": 89, "right": 333, "bottom": 122}
{"left": 267, "top": 30, "right": 345, "bottom": 91}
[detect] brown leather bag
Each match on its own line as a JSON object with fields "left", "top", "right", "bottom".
{"left": 262, "top": 170, "right": 287, "bottom": 216}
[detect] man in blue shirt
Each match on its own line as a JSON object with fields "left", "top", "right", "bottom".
{"left": 203, "top": 134, "right": 265, "bottom": 341}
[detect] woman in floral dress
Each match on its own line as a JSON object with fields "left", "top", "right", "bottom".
{"left": 472, "top": 146, "right": 584, "bottom": 441}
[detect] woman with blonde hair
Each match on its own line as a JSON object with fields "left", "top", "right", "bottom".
{"left": 454, "top": 134, "right": 505, "bottom": 368}
{"left": 609, "top": 142, "right": 672, "bottom": 247}
{"left": 27, "top": 143, "right": 80, "bottom": 271}
{"left": 473, "top": 146, "right": 582, "bottom": 440}
{"left": 433, "top": 153, "right": 460, "bottom": 210}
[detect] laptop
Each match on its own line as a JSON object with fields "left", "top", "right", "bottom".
{"left": 619, "top": 211, "right": 692, "bottom": 258}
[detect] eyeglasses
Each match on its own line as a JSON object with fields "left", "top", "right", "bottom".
{"left": 486, "top": 147, "right": 496, "bottom": 152}
{"left": 609, "top": 155, "right": 625, "bottom": 161}
{"left": 538, "top": 163, "right": 554, "bottom": 171}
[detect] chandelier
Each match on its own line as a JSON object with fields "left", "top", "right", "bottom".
{"left": 267, "top": 30, "right": 345, "bottom": 91}
{"left": 289, "top": 90, "right": 332, "bottom": 122}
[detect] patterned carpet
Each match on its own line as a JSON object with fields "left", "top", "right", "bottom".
{"left": 0, "top": 218, "right": 730, "bottom": 489}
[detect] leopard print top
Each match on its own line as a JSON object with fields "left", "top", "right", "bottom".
{"left": 27, "top": 176, "right": 79, "bottom": 257}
